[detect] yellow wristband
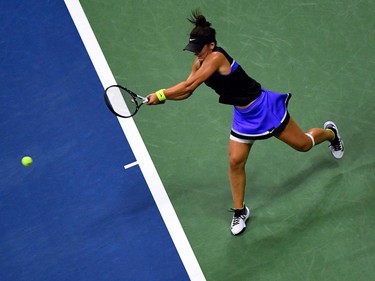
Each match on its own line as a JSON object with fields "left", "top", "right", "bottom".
{"left": 155, "top": 89, "right": 166, "bottom": 102}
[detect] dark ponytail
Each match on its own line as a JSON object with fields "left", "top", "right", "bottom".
{"left": 187, "top": 9, "right": 216, "bottom": 44}
{"left": 188, "top": 10, "right": 212, "bottom": 28}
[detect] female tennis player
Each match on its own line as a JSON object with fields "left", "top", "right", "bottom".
{"left": 147, "top": 11, "right": 344, "bottom": 235}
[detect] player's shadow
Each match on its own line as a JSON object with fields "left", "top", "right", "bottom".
{"left": 235, "top": 156, "right": 342, "bottom": 239}
{"left": 282, "top": 156, "right": 337, "bottom": 190}
{"left": 252, "top": 155, "right": 340, "bottom": 211}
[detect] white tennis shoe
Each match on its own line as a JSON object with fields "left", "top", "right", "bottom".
{"left": 230, "top": 206, "right": 250, "bottom": 235}
{"left": 324, "top": 121, "right": 344, "bottom": 159}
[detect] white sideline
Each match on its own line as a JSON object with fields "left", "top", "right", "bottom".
{"left": 64, "top": 1, "right": 205, "bottom": 280}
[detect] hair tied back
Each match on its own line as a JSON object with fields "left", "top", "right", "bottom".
{"left": 188, "top": 9, "right": 212, "bottom": 27}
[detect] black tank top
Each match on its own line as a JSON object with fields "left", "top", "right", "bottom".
{"left": 204, "top": 47, "right": 261, "bottom": 106}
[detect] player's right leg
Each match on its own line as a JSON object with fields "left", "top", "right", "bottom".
{"left": 228, "top": 139, "right": 252, "bottom": 235}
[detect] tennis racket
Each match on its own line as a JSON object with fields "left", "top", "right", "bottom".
{"left": 104, "top": 84, "right": 148, "bottom": 118}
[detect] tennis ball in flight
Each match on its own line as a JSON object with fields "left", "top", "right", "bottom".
{"left": 21, "top": 156, "right": 33, "bottom": 167}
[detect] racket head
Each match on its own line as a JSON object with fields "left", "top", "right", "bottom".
{"left": 104, "top": 85, "right": 147, "bottom": 118}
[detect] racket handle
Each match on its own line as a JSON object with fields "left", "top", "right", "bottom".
{"left": 142, "top": 98, "right": 165, "bottom": 104}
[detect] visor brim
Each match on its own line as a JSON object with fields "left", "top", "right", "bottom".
{"left": 183, "top": 42, "right": 205, "bottom": 52}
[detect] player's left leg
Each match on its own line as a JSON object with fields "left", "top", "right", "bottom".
{"left": 276, "top": 117, "right": 334, "bottom": 152}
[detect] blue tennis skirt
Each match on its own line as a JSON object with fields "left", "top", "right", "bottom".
{"left": 230, "top": 88, "right": 291, "bottom": 142}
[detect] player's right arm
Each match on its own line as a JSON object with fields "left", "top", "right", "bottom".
{"left": 147, "top": 52, "right": 226, "bottom": 104}
{"left": 170, "top": 59, "right": 201, "bottom": 100}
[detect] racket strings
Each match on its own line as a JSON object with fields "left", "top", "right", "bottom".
{"left": 104, "top": 85, "right": 146, "bottom": 118}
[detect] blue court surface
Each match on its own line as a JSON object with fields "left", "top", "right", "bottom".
{"left": 0, "top": 1, "right": 202, "bottom": 280}
{"left": 3, "top": 1, "right": 375, "bottom": 281}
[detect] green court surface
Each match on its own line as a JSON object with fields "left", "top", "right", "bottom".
{"left": 81, "top": 1, "right": 375, "bottom": 280}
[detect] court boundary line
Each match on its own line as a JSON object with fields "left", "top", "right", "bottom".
{"left": 64, "top": 1, "right": 206, "bottom": 280}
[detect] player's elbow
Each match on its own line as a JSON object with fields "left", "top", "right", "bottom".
{"left": 185, "top": 80, "right": 201, "bottom": 94}
{"left": 176, "top": 93, "right": 192, "bottom": 100}
{"left": 184, "top": 84, "right": 195, "bottom": 94}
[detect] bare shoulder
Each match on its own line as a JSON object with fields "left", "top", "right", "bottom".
{"left": 206, "top": 51, "right": 231, "bottom": 74}
{"left": 206, "top": 51, "right": 226, "bottom": 63}
{"left": 190, "top": 51, "right": 228, "bottom": 77}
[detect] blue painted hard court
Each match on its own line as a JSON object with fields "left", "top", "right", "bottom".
{"left": 0, "top": 2, "right": 189, "bottom": 280}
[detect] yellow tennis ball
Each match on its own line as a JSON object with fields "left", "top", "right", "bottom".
{"left": 21, "top": 156, "right": 33, "bottom": 167}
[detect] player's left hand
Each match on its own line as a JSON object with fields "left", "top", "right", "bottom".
{"left": 146, "top": 93, "right": 161, "bottom": 105}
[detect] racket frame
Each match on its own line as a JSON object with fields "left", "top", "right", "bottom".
{"left": 104, "top": 84, "right": 148, "bottom": 118}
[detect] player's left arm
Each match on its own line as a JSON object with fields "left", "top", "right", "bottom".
{"left": 147, "top": 52, "right": 224, "bottom": 104}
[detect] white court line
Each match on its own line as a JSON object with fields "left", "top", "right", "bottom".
{"left": 64, "top": 1, "right": 206, "bottom": 280}
{"left": 124, "top": 161, "right": 138, "bottom": 170}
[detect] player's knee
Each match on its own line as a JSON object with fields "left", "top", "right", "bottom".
{"left": 294, "top": 142, "right": 312, "bottom": 152}
{"left": 229, "top": 155, "right": 246, "bottom": 170}
{"left": 291, "top": 134, "right": 315, "bottom": 152}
